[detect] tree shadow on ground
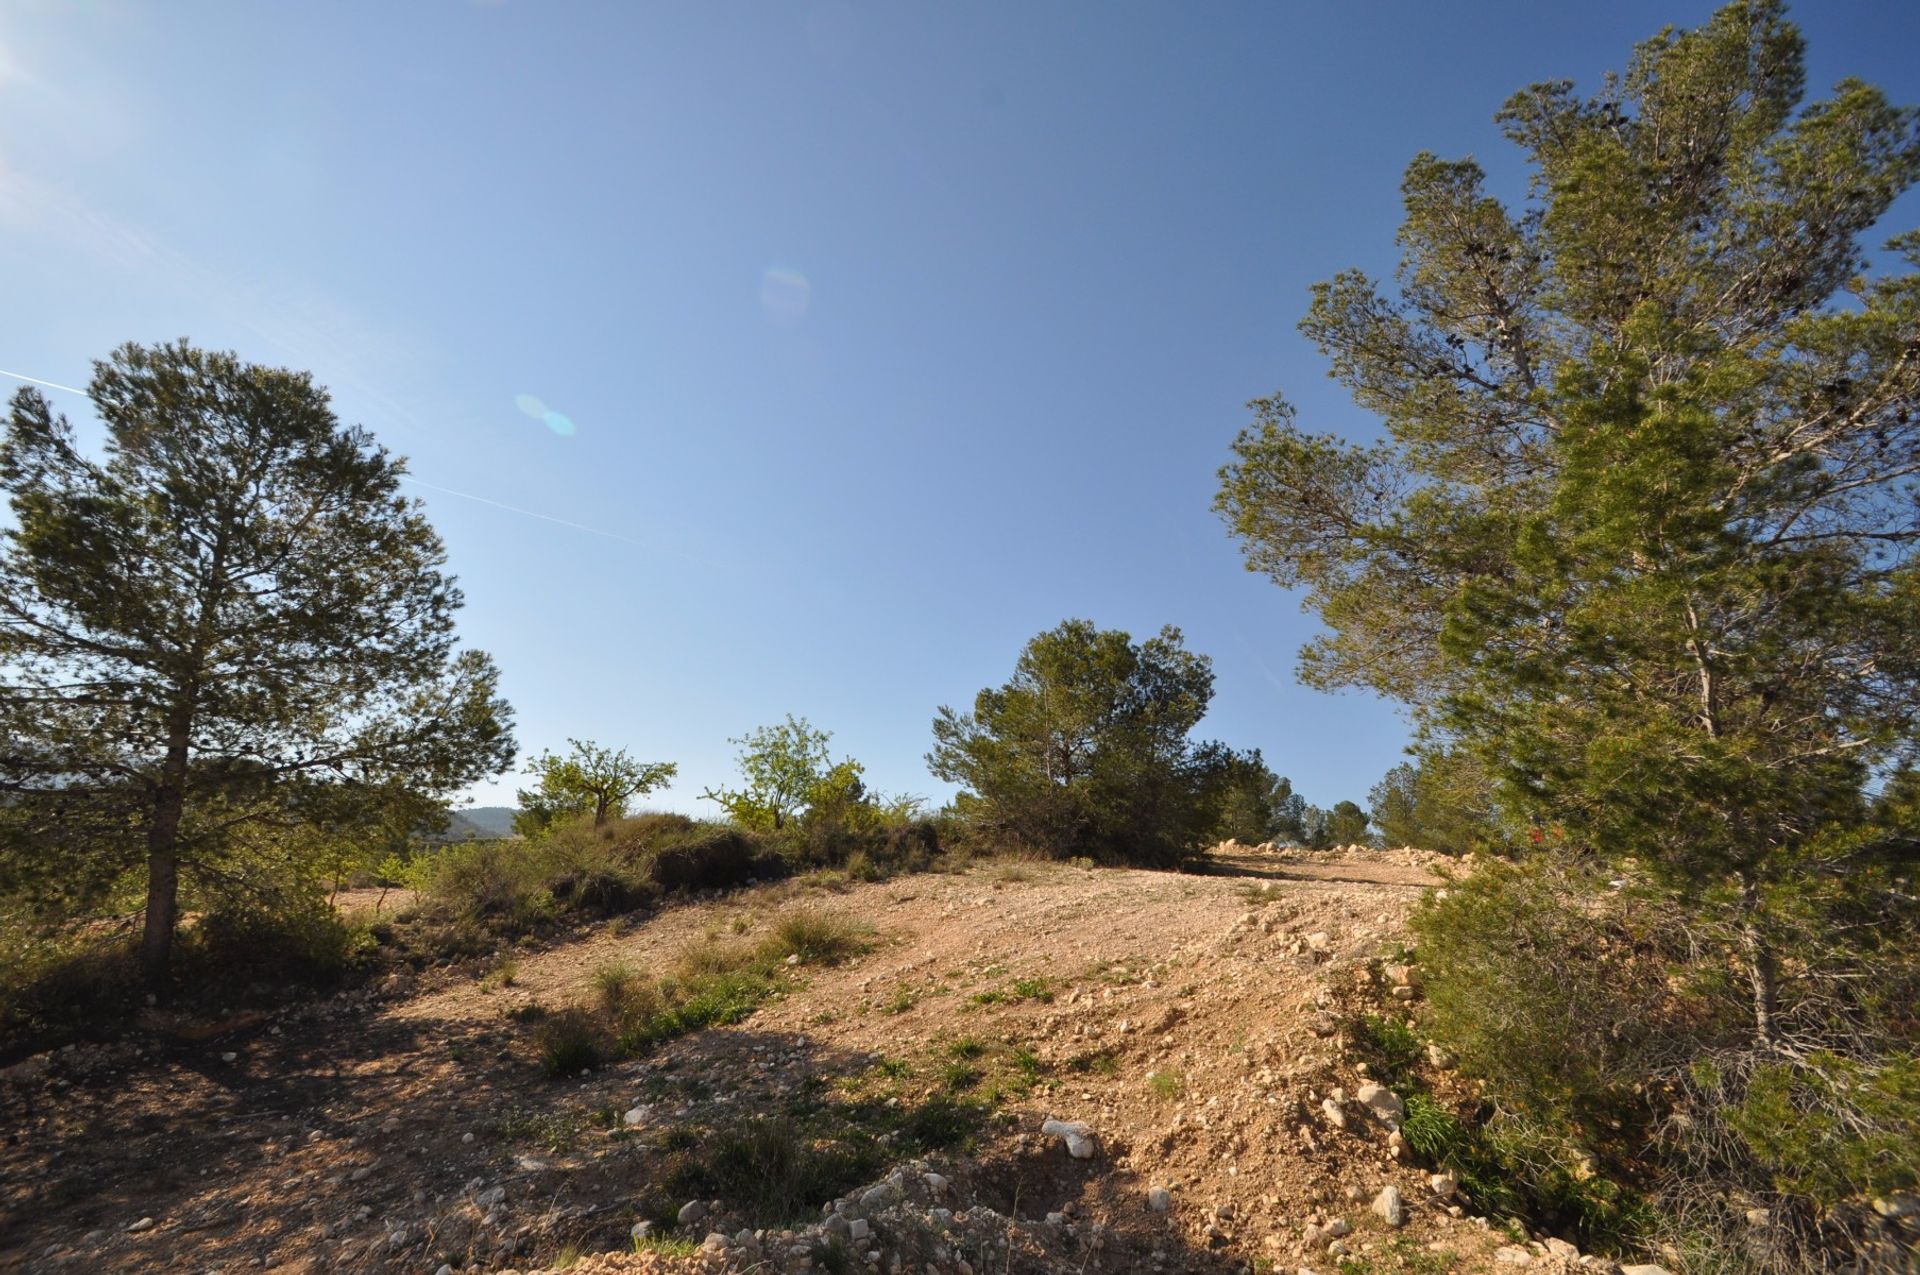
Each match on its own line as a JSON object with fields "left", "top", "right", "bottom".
{"left": 1, "top": 988, "right": 1257, "bottom": 1274}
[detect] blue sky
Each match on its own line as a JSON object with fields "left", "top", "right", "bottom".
{"left": 4, "top": 2, "right": 1918, "bottom": 815}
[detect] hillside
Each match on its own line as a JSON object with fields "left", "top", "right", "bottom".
{"left": 444, "top": 806, "right": 519, "bottom": 840}
{"left": 1, "top": 849, "right": 1640, "bottom": 1274}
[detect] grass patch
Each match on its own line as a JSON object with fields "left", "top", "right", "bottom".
{"left": 970, "top": 975, "right": 1055, "bottom": 1006}
{"left": 1147, "top": 1069, "right": 1184, "bottom": 1099}
{"left": 651, "top": 1089, "right": 983, "bottom": 1228}
{"left": 529, "top": 909, "right": 870, "bottom": 1073}
{"left": 1065, "top": 1047, "right": 1121, "bottom": 1076}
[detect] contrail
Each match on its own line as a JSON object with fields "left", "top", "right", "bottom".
{"left": 0, "top": 366, "right": 669, "bottom": 557}
{"left": 0, "top": 368, "right": 88, "bottom": 395}
{"left": 396, "top": 475, "right": 650, "bottom": 548}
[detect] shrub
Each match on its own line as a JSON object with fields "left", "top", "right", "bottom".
{"left": 537, "top": 1008, "right": 606, "bottom": 1077}
{"left": 186, "top": 901, "right": 375, "bottom": 986}
{"left": 767, "top": 909, "right": 871, "bottom": 966}
{"left": 417, "top": 840, "right": 549, "bottom": 924}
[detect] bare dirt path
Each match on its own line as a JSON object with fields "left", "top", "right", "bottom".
{"left": 2, "top": 849, "right": 1538, "bottom": 1275}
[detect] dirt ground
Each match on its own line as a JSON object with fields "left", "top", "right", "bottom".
{"left": 0, "top": 847, "right": 1566, "bottom": 1275}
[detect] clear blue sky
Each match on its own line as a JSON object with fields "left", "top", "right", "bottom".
{"left": 4, "top": 2, "right": 1917, "bottom": 815}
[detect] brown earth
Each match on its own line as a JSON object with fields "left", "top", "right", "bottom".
{"left": 0, "top": 847, "right": 1583, "bottom": 1275}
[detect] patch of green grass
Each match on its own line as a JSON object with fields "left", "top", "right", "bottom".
{"left": 883, "top": 983, "right": 917, "bottom": 1014}
{"left": 940, "top": 1059, "right": 984, "bottom": 1092}
{"left": 1349, "top": 1013, "right": 1423, "bottom": 1087}
{"left": 1065, "top": 1047, "right": 1121, "bottom": 1076}
{"left": 1147, "top": 1069, "right": 1184, "bottom": 1099}
{"left": 871, "top": 1056, "right": 911, "bottom": 1080}
{"left": 970, "top": 975, "right": 1055, "bottom": 1006}
{"left": 527, "top": 908, "right": 875, "bottom": 1071}
{"left": 632, "top": 1235, "right": 701, "bottom": 1257}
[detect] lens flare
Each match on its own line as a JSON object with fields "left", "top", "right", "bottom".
{"left": 542, "top": 410, "right": 575, "bottom": 437}
{"left": 760, "top": 267, "right": 812, "bottom": 324}
{"left": 514, "top": 393, "right": 547, "bottom": 420}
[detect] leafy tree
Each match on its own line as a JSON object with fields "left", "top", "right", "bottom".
{"left": 1323, "top": 799, "right": 1371, "bottom": 847}
{"left": 0, "top": 341, "right": 515, "bottom": 987}
{"left": 1217, "top": 3, "right": 1920, "bottom": 1259}
{"left": 928, "top": 619, "right": 1230, "bottom": 866}
{"left": 515, "top": 738, "right": 677, "bottom": 833}
{"left": 702, "top": 715, "right": 832, "bottom": 831}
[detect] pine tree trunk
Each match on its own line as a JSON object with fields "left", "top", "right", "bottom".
{"left": 140, "top": 710, "right": 193, "bottom": 993}
{"left": 140, "top": 787, "right": 185, "bottom": 991}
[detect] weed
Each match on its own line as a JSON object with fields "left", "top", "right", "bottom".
{"left": 883, "top": 984, "right": 917, "bottom": 1014}
{"left": 479, "top": 955, "right": 520, "bottom": 992}
{"left": 537, "top": 1008, "right": 606, "bottom": 1078}
{"left": 941, "top": 1059, "right": 984, "bottom": 1092}
{"left": 1066, "top": 1047, "right": 1121, "bottom": 1077}
{"left": 769, "top": 910, "right": 871, "bottom": 965}
{"left": 948, "top": 1036, "right": 985, "bottom": 1060}
{"left": 1147, "top": 1069, "right": 1184, "bottom": 1099}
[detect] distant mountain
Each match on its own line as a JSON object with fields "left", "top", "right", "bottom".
{"left": 443, "top": 805, "right": 517, "bottom": 840}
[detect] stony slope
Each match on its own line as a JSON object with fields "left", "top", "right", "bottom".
{"left": 1, "top": 848, "right": 1625, "bottom": 1275}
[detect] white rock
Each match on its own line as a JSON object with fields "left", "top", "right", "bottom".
{"left": 848, "top": 1217, "right": 870, "bottom": 1241}
{"left": 126, "top": 1217, "right": 154, "bottom": 1234}
{"left": 624, "top": 1106, "right": 648, "bottom": 1126}
{"left": 678, "top": 1199, "right": 707, "bottom": 1226}
{"left": 1429, "top": 1171, "right": 1459, "bottom": 1200}
{"left": 1320, "top": 1097, "right": 1349, "bottom": 1130}
{"left": 1427, "top": 1044, "right": 1457, "bottom": 1069}
{"left": 1620, "top": 1267, "right": 1674, "bottom": 1275}
{"left": 1041, "top": 1118, "right": 1097, "bottom": 1159}
{"left": 1371, "top": 1185, "right": 1405, "bottom": 1227}
{"left": 1495, "top": 1246, "right": 1533, "bottom": 1266}
{"left": 924, "top": 1172, "right": 949, "bottom": 1194}
{"left": 1355, "top": 1082, "right": 1404, "bottom": 1127}
{"left": 1147, "top": 1187, "right": 1173, "bottom": 1213}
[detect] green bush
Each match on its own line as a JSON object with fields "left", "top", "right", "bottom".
{"left": 537, "top": 1007, "right": 606, "bottom": 1077}
{"left": 186, "top": 901, "right": 375, "bottom": 986}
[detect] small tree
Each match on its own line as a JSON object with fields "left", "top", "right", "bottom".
{"left": 928, "top": 619, "right": 1230, "bottom": 866}
{"left": 515, "top": 739, "right": 677, "bottom": 834}
{"left": 702, "top": 715, "right": 832, "bottom": 831}
{"left": 0, "top": 341, "right": 515, "bottom": 988}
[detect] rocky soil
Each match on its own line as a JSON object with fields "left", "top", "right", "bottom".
{"left": 0, "top": 846, "right": 1655, "bottom": 1274}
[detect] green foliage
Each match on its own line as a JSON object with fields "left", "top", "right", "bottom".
{"left": 1368, "top": 753, "right": 1503, "bottom": 853}
{"left": 928, "top": 619, "right": 1239, "bottom": 866}
{"left": 1349, "top": 1014, "right": 1423, "bottom": 1088}
{"left": 0, "top": 341, "right": 515, "bottom": 987}
{"left": 1217, "top": 5, "right": 1920, "bottom": 1265}
{"left": 413, "top": 814, "right": 782, "bottom": 939}
{"left": 1724, "top": 1051, "right": 1920, "bottom": 1206}
{"left": 1412, "top": 860, "right": 1671, "bottom": 1128}
{"left": 536, "top": 1008, "right": 606, "bottom": 1078}
{"left": 702, "top": 715, "right": 834, "bottom": 832}
{"left": 1323, "top": 799, "right": 1371, "bottom": 847}
{"left": 534, "top": 909, "right": 871, "bottom": 1065}
{"left": 515, "top": 739, "right": 677, "bottom": 835}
